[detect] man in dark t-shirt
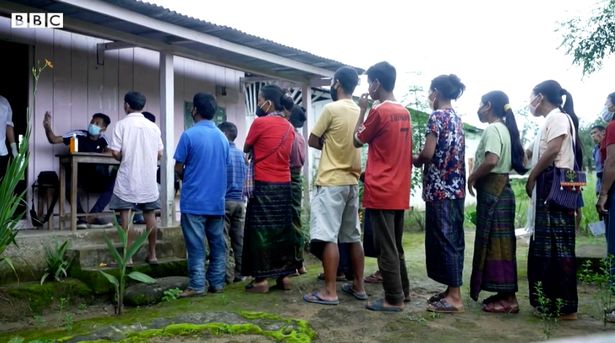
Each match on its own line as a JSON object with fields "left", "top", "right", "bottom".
{"left": 43, "top": 111, "right": 115, "bottom": 228}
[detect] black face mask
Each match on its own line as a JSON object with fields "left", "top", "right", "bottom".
{"left": 330, "top": 85, "right": 339, "bottom": 102}
{"left": 256, "top": 103, "right": 268, "bottom": 117}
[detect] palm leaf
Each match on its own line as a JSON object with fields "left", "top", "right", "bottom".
{"left": 104, "top": 235, "right": 123, "bottom": 266}
{"left": 124, "top": 229, "right": 149, "bottom": 261}
{"left": 127, "top": 271, "right": 156, "bottom": 284}
{"left": 98, "top": 270, "right": 119, "bottom": 287}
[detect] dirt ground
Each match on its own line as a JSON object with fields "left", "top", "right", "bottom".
{"left": 2, "top": 230, "right": 615, "bottom": 342}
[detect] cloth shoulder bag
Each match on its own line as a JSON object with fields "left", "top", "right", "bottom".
{"left": 544, "top": 114, "right": 586, "bottom": 209}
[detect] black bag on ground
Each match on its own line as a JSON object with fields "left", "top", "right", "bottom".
{"left": 30, "top": 171, "right": 59, "bottom": 227}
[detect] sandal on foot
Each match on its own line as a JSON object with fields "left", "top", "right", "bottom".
{"left": 245, "top": 281, "right": 269, "bottom": 293}
{"left": 364, "top": 272, "right": 383, "bottom": 284}
{"left": 426, "top": 299, "right": 464, "bottom": 313}
{"left": 482, "top": 300, "right": 519, "bottom": 314}
{"left": 303, "top": 291, "right": 339, "bottom": 305}
{"left": 341, "top": 283, "right": 368, "bottom": 300}
{"left": 427, "top": 292, "right": 447, "bottom": 304}
{"left": 366, "top": 298, "right": 403, "bottom": 312}
{"left": 273, "top": 277, "right": 291, "bottom": 291}
{"left": 145, "top": 257, "right": 159, "bottom": 265}
{"left": 481, "top": 293, "right": 503, "bottom": 305}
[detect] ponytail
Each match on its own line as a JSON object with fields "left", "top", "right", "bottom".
{"left": 481, "top": 90, "right": 527, "bottom": 175}
{"left": 561, "top": 89, "right": 583, "bottom": 168}
{"left": 503, "top": 109, "right": 528, "bottom": 175}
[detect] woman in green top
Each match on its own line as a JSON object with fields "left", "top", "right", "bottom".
{"left": 467, "top": 91, "right": 527, "bottom": 313}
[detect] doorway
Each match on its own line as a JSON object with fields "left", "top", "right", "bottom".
{"left": 0, "top": 40, "right": 30, "bottom": 218}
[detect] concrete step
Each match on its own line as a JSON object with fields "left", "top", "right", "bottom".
{"left": 71, "top": 257, "right": 187, "bottom": 294}
{"left": 70, "top": 240, "right": 179, "bottom": 268}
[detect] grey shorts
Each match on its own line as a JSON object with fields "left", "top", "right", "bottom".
{"left": 310, "top": 185, "right": 361, "bottom": 244}
{"left": 109, "top": 194, "right": 160, "bottom": 211}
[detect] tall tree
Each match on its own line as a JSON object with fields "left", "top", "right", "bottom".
{"left": 561, "top": 0, "right": 615, "bottom": 75}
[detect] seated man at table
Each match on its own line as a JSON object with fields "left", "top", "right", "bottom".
{"left": 42, "top": 111, "right": 115, "bottom": 229}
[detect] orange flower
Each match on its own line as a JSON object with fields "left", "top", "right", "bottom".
{"left": 45, "top": 59, "right": 53, "bottom": 69}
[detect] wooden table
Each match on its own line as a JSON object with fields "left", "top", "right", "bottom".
{"left": 57, "top": 153, "right": 118, "bottom": 231}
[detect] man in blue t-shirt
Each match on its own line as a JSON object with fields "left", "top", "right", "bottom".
{"left": 218, "top": 121, "right": 247, "bottom": 283}
{"left": 174, "top": 92, "right": 229, "bottom": 297}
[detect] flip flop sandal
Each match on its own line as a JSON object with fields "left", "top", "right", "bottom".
{"left": 303, "top": 291, "right": 339, "bottom": 305}
{"left": 245, "top": 282, "right": 269, "bottom": 293}
{"left": 482, "top": 300, "right": 519, "bottom": 314}
{"left": 366, "top": 298, "right": 403, "bottom": 312}
{"left": 341, "top": 283, "right": 368, "bottom": 300}
{"left": 426, "top": 299, "right": 464, "bottom": 314}
{"left": 427, "top": 292, "right": 447, "bottom": 303}
{"left": 145, "top": 257, "right": 159, "bottom": 265}
{"left": 364, "top": 272, "right": 383, "bottom": 284}
{"left": 481, "top": 293, "right": 503, "bottom": 305}
{"left": 273, "top": 277, "right": 291, "bottom": 291}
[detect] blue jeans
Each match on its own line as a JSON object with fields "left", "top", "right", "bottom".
{"left": 181, "top": 213, "right": 226, "bottom": 292}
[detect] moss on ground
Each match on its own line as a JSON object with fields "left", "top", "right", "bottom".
{"left": 9, "top": 311, "right": 315, "bottom": 343}
{"left": 2, "top": 279, "right": 93, "bottom": 315}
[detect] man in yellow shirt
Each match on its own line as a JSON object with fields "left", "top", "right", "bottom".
{"left": 303, "top": 66, "right": 366, "bottom": 305}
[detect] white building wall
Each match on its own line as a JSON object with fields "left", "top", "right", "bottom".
{"left": 0, "top": 18, "right": 246, "bottom": 218}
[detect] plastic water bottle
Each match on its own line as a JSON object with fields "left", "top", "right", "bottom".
{"left": 70, "top": 133, "right": 78, "bottom": 153}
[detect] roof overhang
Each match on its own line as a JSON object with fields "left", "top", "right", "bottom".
{"left": 0, "top": 0, "right": 364, "bottom": 84}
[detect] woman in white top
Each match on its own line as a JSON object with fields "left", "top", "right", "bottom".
{"left": 525, "top": 80, "right": 582, "bottom": 320}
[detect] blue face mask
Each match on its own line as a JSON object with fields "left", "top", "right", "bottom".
{"left": 88, "top": 124, "right": 102, "bottom": 136}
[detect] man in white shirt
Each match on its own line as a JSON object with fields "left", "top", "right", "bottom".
{"left": 0, "top": 95, "right": 18, "bottom": 180}
{"left": 109, "top": 91, "right": 164, "bottom": 265}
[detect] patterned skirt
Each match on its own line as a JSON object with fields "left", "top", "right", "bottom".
{"left": 528, "top": 171, "right": 578, "bottom": 315}
{"left": 242, "top": 181, "right": 300, "bottom": 279}
{"left": 425, "top": 198, "right": 465, "bottom": 287}
{"left": 470, "top": 183, "right": 518, "bottom": 301}
{"left": 290, "top": 168, "right": 304, "bottom": 264}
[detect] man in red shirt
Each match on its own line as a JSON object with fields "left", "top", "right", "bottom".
{"left": 354, "top": 61, "right": 412, "bottom": 312}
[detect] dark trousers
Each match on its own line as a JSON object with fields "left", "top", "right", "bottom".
{"left": 0, "top": 154, "right": 8, "bottom": 181}
{"left": 368, "top": 209, "right": 409, "bottom": 305}
{"left": 65, "top": 167, "right": 115, "bottom": 214}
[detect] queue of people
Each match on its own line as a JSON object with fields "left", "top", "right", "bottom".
{"left": 8, "top": 60, "right": 613, "bottom": 320}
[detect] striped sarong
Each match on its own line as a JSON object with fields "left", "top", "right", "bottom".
{"left": 290, "top": 168, "right": 304, "bottom": 266}
{"left": 242, "top": 180, "right": 300, "bottom": 279}
{"left": 470, "top": 183, "right": 518, "bottom": 301}
{"left": 528, "top": 171, "right": 578, "bottom": 315}
{"left": 425, "top": 198, "right": 465, "bottom": 287}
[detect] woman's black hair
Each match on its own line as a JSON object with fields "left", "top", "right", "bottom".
{"left": 481, "top": 91, "right": 527, "bottom": 175}
{"left": 289, "top": 105, "right": 306, "bottom": 129}
{"left": 607, "top": 92, "right": 615, "bottom": 105}
{"left": 430, "top": 74, "right": 465, "bottom": 100}
{"left": 281, "top": 91, "right": 295, "bottom": 113}
{"left": 260, "top": 84, "right": 285, "bottom": 112}
{"left": 533, "top": 80, "right": 583, "bottom": 168}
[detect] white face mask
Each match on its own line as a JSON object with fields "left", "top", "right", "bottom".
{"left": 600, "top": 106, "right": 614, "bottom": 122}
{"left": 528, "top": 95, "right": 540, "bottom": 116}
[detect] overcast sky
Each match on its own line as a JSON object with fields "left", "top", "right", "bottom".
{"left": 148, "top": 0, "right": 614, "bottom": 128}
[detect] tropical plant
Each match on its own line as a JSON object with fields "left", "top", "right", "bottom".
{"left": 162, "top": 287, "right": 182, "bottom": 302}
{"left": 578, "top": 256, "right": 615, "bottom": 326}
{"left": 40, "top": 240, "right": 72, "bottom": 284}
{"left": 0, "top": 59, "right": 53, "bottom": 280}
{"left": 99, "top": 216, "right": 156, "bottom": 315}
{"left": 533, "top": 281, "right": 563, "bottom": 340}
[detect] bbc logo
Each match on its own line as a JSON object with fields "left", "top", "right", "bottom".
{"left": 11, "top": 13, "right": 63, "bottom": 29}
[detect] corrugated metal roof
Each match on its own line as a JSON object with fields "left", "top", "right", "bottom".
{"left": 1, "top": 0, "right": 363, "bottom": 82}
